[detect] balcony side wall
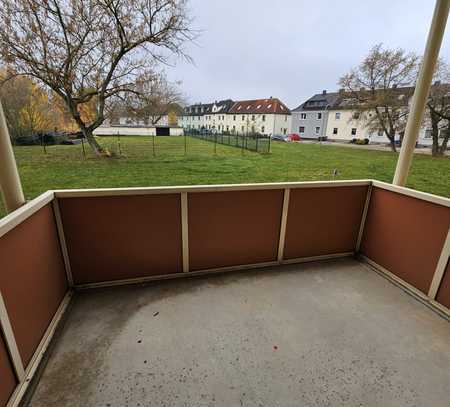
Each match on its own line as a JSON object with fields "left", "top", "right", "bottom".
{"left": 0, "top": 334, "right": 17, "bottom": 407}
{"left": 360, "top": 187, "right": 450, "bottom": 295}
{"left": 0, "top": 204, "right": 68, "bottom": 367}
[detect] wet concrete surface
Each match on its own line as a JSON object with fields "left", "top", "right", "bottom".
{"left": 28, "top": 258, "right": 450, "bottom": 407}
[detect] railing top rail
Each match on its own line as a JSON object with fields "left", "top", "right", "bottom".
{"left": 1, "top": 179, "right": 449, "bottom": 239}
{"left": 372, "top": 180, "right": 450, "bottom": 208}
{"left": 53, "top": 180, "right": 372, "bottom": 198}
{"left": 0, "top": 191, "right": 54, "bottom": 239}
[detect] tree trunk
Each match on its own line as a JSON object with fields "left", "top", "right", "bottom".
{"left": 82, "top": 128, "right": 106, "bottom": 157}
{"left": 437, "top": 124, "right": 450, "bottom": 156}
{"left": 387, "top": 130, "right": 397, "bottom": 152}
{"left": 430, "top": 110, "right": 441, "bottom": 157}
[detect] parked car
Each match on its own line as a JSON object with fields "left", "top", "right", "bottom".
{"left": 271, "top": 134, "right": 289, "bottom": 142}
{"left": 287, "top": 133, "right": 301, "bottom": 142}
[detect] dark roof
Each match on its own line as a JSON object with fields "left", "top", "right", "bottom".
{"left": 327, "top": 86, "right": 415, "bottom": 110}
{"left": 229, "top": 98, "right": 291, "bottom": 115}
{"left": 183, "top": 99, "right": 234, "bottom": 116}
{"left": 292, "top": 92, "right": 340, "bottom": 112}
{"left": 294, "top": 86, "right": 420, "bottom": 112}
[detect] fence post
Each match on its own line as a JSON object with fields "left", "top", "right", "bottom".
{"left": 152, "top": 134, "right": 156, "bottom": 157}
{"left": 184, "top": 132, "right": 187, "bottom": 155}
{"left": 214, "top": 133, "right": 217, "bottom": 155}
{"left": 268, "top": 134, "right": 272, "bottom": 153}
{"left": 117, "top": 132, "right": 122, "bottom": 156}
{"left": 81, "top": 138, "right": 86, "bottom": 158}
{"left": 256, "top": 134, "right": 259, "bottom": 153}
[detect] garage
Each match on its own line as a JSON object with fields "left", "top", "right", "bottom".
{"left": 156, "top": 126, "right": 170, "bottom": 136}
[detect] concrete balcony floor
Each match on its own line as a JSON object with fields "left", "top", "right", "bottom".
{"left": 28, "top": 259, "right": 450, "bottom": 407}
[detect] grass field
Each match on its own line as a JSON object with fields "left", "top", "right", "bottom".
{"left": 1, "top": 135, "right": 449, "bottom": 218}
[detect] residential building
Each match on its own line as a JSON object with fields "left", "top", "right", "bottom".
{"left": 293, "top": 87, "right": 448, "bottom": 146}
{"left": 291, "top": 90, "right": 339, "bottom": 140}
{"left": 227, "top": 98, "right": 291, "bottom": 136}
{"left": 180, "top": 97, "right": 291, "bottom": 136}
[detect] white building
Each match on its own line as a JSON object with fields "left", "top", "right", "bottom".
{"left": 180, "top": 98, "right": 291, "bottom": 136}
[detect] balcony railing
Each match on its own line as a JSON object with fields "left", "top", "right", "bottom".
{"left": 0, "top": 179, "right": 449, "bottom": 406}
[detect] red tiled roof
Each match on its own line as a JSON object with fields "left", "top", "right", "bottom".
{"left": 229, "top": 98, "right": 291, "bottom": 115}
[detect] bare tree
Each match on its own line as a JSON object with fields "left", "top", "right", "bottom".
{"left": 0, "top": 0, "right": 194, "bottom": 156}
{"left": 339, "top": 44, "right": 419, "bottom": 152}
{"left": 119, "top": 73, "right": 185, "bottom": 125}
{"left": 427, "top": 61, "right": 450, "bottom": 156}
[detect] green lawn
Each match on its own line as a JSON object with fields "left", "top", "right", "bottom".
{"left": 1, "top": 136, "right": 449, "bottom": 218}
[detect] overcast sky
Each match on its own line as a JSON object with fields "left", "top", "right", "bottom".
{"left": 166, "top": 0, "right": 450, "bottom": 109}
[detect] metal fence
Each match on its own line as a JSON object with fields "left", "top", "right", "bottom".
{"left": 186, "top": 130, "right": 271, "bottom": 154}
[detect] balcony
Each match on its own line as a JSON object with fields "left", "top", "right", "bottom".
{"left": 0, "top": 180, "right": 449, "bottom": 406}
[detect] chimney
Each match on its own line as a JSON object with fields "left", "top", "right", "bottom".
{"left": 322, "top": 90, "right": 327, "bottom": 95}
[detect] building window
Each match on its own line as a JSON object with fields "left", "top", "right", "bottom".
{"left": 283, "top": 128, "right": 287, "bottom": 135}
{"left": 262, "top": 115, "right": 266, "bottom": 122}
{"left": 300, "top": 113, "right": 307, "bottom": 120}
{"left": 335, "top": 112, "right": 341, "bottom": 120}
{"left": 299, "top": 126, "right": 305, "bottom": 133}
{"left": 315, "top": 127, "right": 320, "bottom": 134}
{"left": 333, "top": 128, "right": 338, "bottom": 135}
{"left": 317, "top": 113, "right": 322, "bottom": 120}
{"left": 232, "top": 125, "right": 236, "bottom": 131}
{"left": 252, "top": 115, "right": 255, "bottom": 121}
{"left": 261, "top": 126, "right": 265, "bottom": 133}
{"left": 285, "top": 115, "right": 288, "bottom": 121}
{"left": 242, "top": 126, "right": 245, "bottom": 132}
{"left": 351, "top": 128, "right": 357, "bottom": 136}
{"left": 242, "top": 115, "right": 245, "bottom": 121}
{"left": 233, "top": 115, "right": 236, "bottom": 121}
{"left": 352, "top": 112, "right": 360, "bottom": 120}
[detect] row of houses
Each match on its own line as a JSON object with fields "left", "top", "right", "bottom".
{"left": 179, "top": 98, "right": 291, "bottom": 136}
{"left": 181, "top": 87, "right": 448, "bottom": 145}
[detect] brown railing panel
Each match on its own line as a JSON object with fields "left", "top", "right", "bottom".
{"left": 0, "top": 333, "right": 17, "bottom": 407}
{"left": 361, "top": 188, "right": 450, "bottom": 294}
{"left": 59, "top": 195, "right": 182, "bottom": 283}
{"left": 0, "top": 204, "right": 68, "bottom": 367}
{"left": 436, "top": 260, "right": 450, "bottom": 309}
{"left": 188, "top": 190, "right": 284, "bottom": 271}
{"left": 284, "top": 186, "right": 368, "bottom": 259}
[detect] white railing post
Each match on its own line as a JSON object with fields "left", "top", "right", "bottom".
{"left": 0, "top": 100, "right": 25, "bottom": 213}
{"left": 393, "top": 0, "right": 449, "bottom": 186}
{"left": 428, "top": 228, "right": 450, "bottom": 299}
{"left": 277, "top": 188, "right": 290, "bottom": 263}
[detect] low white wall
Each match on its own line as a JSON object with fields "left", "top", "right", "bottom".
{"left": 93, "top": 127, "right": 184, "bottom": 136}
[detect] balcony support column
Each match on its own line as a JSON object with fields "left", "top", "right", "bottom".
{"left": 0, "top": 100, "right": 25, "bottom": 213}
{"left": 393, "top": 0, "right": 449, "bottom": 186}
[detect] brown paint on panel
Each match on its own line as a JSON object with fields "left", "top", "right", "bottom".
{"left": 284, "top": 186, "right": 368, "bottom": 259}
{"left": 361, "top": 188, "right": 450, "bottom": 294}
{"left": 188, "top": 190, "right": 284, "bottom": 271}
{"left": 59, "top": 195, "right": 182, "bottom": 284}
{"left": 0, "top": 205, "right": 68, "bottom": 367}
{"left": 436, "top": 259, "right": 450, "bottom": 310}
{"left": 0, "top": 333, "right": 17, "bottom": 407}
